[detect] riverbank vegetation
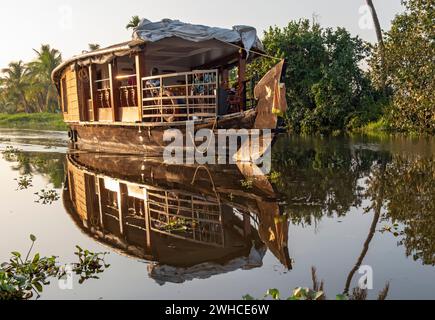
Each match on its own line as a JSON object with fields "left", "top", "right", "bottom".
{"left": 249, "top": 0, "right": 433, "bottom": 135}
{"left": 243, "top": 267, "right": 390, "bottom": 300}
{"left": 0, "top": 45, "right": 61, "bottom": 114}
{"left": 0, "top": 0, "right": 433, "bottom": 135}
{"left": 0, "top": 113, "right": 67, "bottom": 131}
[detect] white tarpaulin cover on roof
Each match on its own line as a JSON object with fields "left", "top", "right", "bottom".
{"left": 148, "top": 245, "right": 266, "bottom": 285}
{"left": 132, "top": 18, "right": 263, "bottom": 52}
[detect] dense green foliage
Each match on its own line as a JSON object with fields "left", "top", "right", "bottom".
{"left": 0, "top": 45, "right": 61, "bottom": 114}
{"left": 249, "top": 20, "right": 384, "bottom": 134}
{"left": 370, "top": 0, "right": 434, "bottom": 134}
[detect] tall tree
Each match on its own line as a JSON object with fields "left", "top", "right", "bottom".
{"left": 1, "top": 61, "right": 31, "bottom": 113}
{"left": 126, "top": 15, "right": 141, "bottom": 30}
{"left": 248, "top": 20, "right": 374, "bottom": 134}
{"left": 371, "top": 0, "right": 435, "bottom": 133}
{"left": 27, "top": 44, "right": 62, "bottom": 112}
{"left": 88, "top": 43, "right": 101, "bottom": 51}
{"left": 366, "top": 0, "right": 386, "bottom": 92}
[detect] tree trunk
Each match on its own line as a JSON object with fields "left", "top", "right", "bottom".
{"left": 343, "top": 164, "right": 386, "bottom": 295}
{"left": 20, "top": 90, "right": 31, "bottom": 113}
{"left": 366, "top": 0, "right": 387, "bottom": 92}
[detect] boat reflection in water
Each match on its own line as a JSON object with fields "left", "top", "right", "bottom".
{"left": 63, "top": 152, "right": 291, "bottom": 284}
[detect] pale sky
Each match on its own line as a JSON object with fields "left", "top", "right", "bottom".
{"left": 0, "top": 0, "right": 404, "bottom": 69}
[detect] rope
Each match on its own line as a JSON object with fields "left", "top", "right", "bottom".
{"left": 191, "top": 165, "right": 222, "bottom": 210}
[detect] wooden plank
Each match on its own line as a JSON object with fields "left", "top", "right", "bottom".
{"left": 76, "top": 65, "right": 86, "bottom": 122}
{"left": 143, "top": 188, "right": 151, "bottom": 248}
{"left": 118, "top": 183, "right": 128, "bottom": 236}
{"left": 98, "top": 178, "right": 106, "bottom": 228}
{"left": 135, "top": 52, "right": 147, "bottom": 122}
{"left": 89, "top": 65, "right": 98, "bottom": 119}
{"left": 238, "top": 50, "right": 247, "bottom": 112}
{"left": 243, "top": 211, "right": 251, "bottom": 237}
{"left": 108, "top": 61, "right": 119, "bottom": 122}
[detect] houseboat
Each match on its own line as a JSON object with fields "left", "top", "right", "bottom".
{"left": 52, "top": 19, "right": 287, "bottom": 155}
{"left": 63, "top": 151, "right": 292, "bottom": 283}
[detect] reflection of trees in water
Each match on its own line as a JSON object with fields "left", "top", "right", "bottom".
{"left": 272, "top": 135, "right": 435, "bottom": 266}
{"left": 372, "top": 156, "right": 435, "bottom": 266}
{"left": 271, "top": 136, "right": 391, "bottom": 225}
{"left": 3, "top": 151, "right": 65, "bottom": 188}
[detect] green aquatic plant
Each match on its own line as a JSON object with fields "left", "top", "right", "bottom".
{"left": 240, "top": 179, "right": 254, "bottom": 189}
{"left": 163, "top": 218, "right": 191, "bottom": 233}
{"left": 0, "top": 235, "right": 110, "bottom": 300}
{"left": 0, "top": 235, "right": 58, "bottom": 300}
{"left": 243, "top": 267, "right": 389, "bottom": 301}
{"left": 14, "top": 175, "right": 33, "bottom": 190}
{"left": 268, "top": 170, "right": 282, "bottom": 185}
{"left": 34, "top": 188, "right": 60, "bottom": 205}
{"left": 72, "top": 246, "right": 110, "bottom": 284}
{"left": 243, "top": 288, "right": 325, "bottom": 301}
{"left": 379, "top": 223, "right": 402, "bottom": 238}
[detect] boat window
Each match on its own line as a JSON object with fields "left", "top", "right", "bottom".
{"left": 94, "top": 65, "right": 111, "bottom": 109}
{"left": 116, "top": 56, "right": 138, "bottom": 108}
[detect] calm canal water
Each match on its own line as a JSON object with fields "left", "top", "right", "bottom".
{"left": 0, "top": 128, "right": 434, "bottom": 300}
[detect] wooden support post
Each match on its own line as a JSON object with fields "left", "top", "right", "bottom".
{"left": 89, "top": 64, "right": 98, "bottom": 121}
{"left": 143, "top": 188, "right": 151, "bottom": 249}
{"left": 108, "top": 60, "right": 120, "bottom": 122}
{"left": 74, "top": 64, "right": 86, "bottom": 121}
{"left": 243, "top": 212, "right": 251, "bottom": 237}
{"left": 84, "top": 174, "right": 97, "bottom": 222}
{"left": 135, "top": 51, "right": 147, "bottom": 122}
{"left": 238, "top": 49, "right": 247, "bottom": 112}
{"left": 97, "top": 178, "right": 106, "bottom": 229}
{"left": 118, "top": 183, "right": 129, "bottom": 238}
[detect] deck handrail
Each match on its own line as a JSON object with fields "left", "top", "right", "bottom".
{"left": 142, "top": 69, "right": 218, "bottom": 81}
{"left": 141, "top": 69, "right": 218, "bottom": 123}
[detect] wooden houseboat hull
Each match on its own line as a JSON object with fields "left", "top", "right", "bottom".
{"left": 67, "top": 109, "right": 271, "bottom": 156}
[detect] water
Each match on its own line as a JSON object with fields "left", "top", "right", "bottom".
{"left": 0, "top": 128, "right": 434, "bottom": 300}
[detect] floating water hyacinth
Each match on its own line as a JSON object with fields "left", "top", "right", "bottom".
{"left": 15, "top": 175, "right": 33, "bottom": 190}
{"left": 34, "top": 189, "right": 60, "bottom": 205}
{"left": 0, "top": 235, "right": 110, "bottom": 300}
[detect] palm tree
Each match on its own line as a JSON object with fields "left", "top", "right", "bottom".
{"left": 88, "top": 43, "right": 101, "bottom": 51}
{"left": 366, "top": 0, "right": 386, "bottom": 91}
{"left": 1, "top": 61, "right": 31, "bottom": 113}
{"left": 126, "top": 15, "right": 141, "bottom": 30}
{"left": 0, "top": 86, "right": 14, "bottom": 113}
{"left": 27, "top": 44, "right": 62, "bottom": 112}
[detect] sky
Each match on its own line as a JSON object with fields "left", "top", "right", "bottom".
{"left": 0, "top": 0, "right": 405, "bottom": 69}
